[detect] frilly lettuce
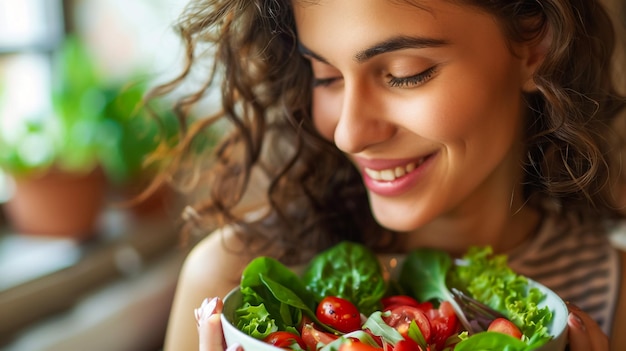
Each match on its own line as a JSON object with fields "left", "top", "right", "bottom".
{"left": 449, "top": 247, "right": 552, "bottom": 345}
{"left": 400, "top": 246, "right": 553, "bottom": 350}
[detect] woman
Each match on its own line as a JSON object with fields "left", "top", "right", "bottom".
{"left": 149, "top": 0, "right": 626, "bottom": 350}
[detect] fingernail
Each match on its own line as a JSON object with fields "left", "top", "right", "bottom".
{"left": 226, "top": 342, "right": 243, "bottom": 351}
{"left": 568, "top": 312, "right": 586, "bottom": 332}
{"left": 194, "top": 297, "right": 219, "bottom": 327}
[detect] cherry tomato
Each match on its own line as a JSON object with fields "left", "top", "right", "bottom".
{"left": 301, "top": 322, "right": 339, "bottom": 350}
{"left": 393, "top": 337, "right": 422, "bottom": 351}
{"left": 381, "top": 296, "right": 434, "bottom": 313}
{"left": 425, "top": 301, "right": 459, "bottom": 349}
{"left": 338, "top": 340, "right": 383, "bottom": 351}
{"left": 487, "top": 317, "right": 523, "bottom": 339}
{"left": 383, "top": 306, "right": 431, "bottom": 342}
{"left": 316, "top": 296, "right": 362, "bottom": 333}
{"left": 381, "top": 296, "right": 421, "bottom": 309}
{"left": 264, "top": 331, "right": 307, "bottom": 350}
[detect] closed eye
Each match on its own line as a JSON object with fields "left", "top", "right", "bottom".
{"left": 388, "top": 66, "right": 437, "bottom": 88}
{"left": 312, "top": 77, "right": 342, "bottom": 87}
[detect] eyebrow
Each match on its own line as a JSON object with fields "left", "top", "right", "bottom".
{"left": 298, "top": 35, "right": 449, "bottom": 64}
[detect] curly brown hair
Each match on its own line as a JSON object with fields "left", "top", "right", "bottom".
{"left": 147, "top": 0, "right": 625, "bottom": 262}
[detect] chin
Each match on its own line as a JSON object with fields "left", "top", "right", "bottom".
{"left": 371, "top": 208, "right": 428, "bottom": 233}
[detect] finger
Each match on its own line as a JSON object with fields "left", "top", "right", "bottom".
{"left": 566, "top": 304, "right": 609, "bottom": 351}
{"left": 567, "top": 311, "right": 593, "bottom": 351}
{"left": 196, "top": 297, "right": 225, "bottom": 351}
{"left": 226, "top": 343, "right": 243, "bottom": 351}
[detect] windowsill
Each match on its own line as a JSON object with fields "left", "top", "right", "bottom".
{"left": 0, "top": 207, "right": 188, "bottom": 349}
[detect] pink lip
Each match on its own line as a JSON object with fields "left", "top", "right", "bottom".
{"left": 354, "top": 153, "right": 437, "bottom": 197}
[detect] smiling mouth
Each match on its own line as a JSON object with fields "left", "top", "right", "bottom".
{"left": 363, "top": 157, "right": 427, "bottom": 182}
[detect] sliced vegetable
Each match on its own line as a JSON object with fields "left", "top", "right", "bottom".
{"left": 382, "top": 306, "right": 431, "bottom": 342}
{"left": 301, "top": 323, "right": 340, "bottom": 350}
{"left": 380, "top": 295, "right": 422, "bottom": 311}
{"left": 362, "top": 311, "right": 404, "bottom": 346}
{"left": 393, "top": 337, "right": 421, "bottom": 351}
{"left": 264, "top": 331, "right": 307, "bottom": 350}
{"left": 337, "top": 340, "right": 382, "bottom": 351}
{"left": 425, "top": 301, "right": 459, "bottom": 350}
{"left": 487, "top": 317, "right": 523, "bottom": 339}
{"left": 232, "top": 244, "right": 556, "bottom": 351}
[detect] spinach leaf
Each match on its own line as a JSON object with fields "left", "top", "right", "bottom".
{"left": 454, "top": 331, "right": 530, "bottom": 351}
{"left": 398, "top": 248, "right": 473, "bottom": 336}
{"left": 302, "top": 241, "right": 386, "bottom": 315}
{"left": 236, "top": 257, "right": 317, "bottom": 338}
{"left": 399, "top": 248, "right": 454, "bottom": 303}
{"left": 241, "top": 256, "right": 315, "bottom": 307}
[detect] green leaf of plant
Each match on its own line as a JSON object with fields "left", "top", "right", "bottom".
{"left": 399, "top": 248, "right": 454, "bottom": 303}
{"left": 302, "top": 241, "right": 386, "bottom": 315}
{"left": 260, "top": 275, "right": 315, "bottom": 316}
{"left": 407, "top": 320, "right": 429, "bottom": 350}
{"left": 362, "top": 311, "right": 404, "bottom": 345}
{"left": 453, "top": 331, "right": 529, "bottom": 351}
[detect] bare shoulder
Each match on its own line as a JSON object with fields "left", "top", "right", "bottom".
{"left": 180, "top": 227, "right": 254, "bottom": 296}
{"left": 163, "top": 226, "right": 276, "bottom": 351}
{"left": 610, "top": 248, "right": 626, "bottom": 349}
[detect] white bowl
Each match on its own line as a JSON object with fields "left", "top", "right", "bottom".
{"left": 221, "top": 255, "right": 568, "bottom": 351}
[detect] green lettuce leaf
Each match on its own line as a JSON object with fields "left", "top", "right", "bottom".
{"left": 449, "top": 247, "right": 552, "bottom": 343}
{"left": 302, "top": 241, "right": 386, "bottom": 315}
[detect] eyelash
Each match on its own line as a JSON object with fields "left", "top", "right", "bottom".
{"left": 312, "top": 66, "right": 438, "bottom": 88}
{"left": 312, "top": 77, "right": 339, "bottom": 88}
{"left": 387, "top": 66, "right": 437, "bottom": 88}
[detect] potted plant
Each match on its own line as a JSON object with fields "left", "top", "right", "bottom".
{"left": 98, "top": 81, "right": 180, "bottom": 218}
{"left": 0, "top": 35, "right": 177, "bottom": 240}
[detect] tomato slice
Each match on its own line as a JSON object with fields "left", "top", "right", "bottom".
{"left": 301, "top": 322, "right": 339, "bottom": 350}
{"left": 264, "top": 331, "right": 307, "bottom": 350}
{"left": 425, "top": 301, "right": 459, "bottom": 349}
{"left": 381, "top": 296, "right": 421, "bottom": 309}
{"left": 487, "top": 318, "right": 523, "bottom": 339}
{"left": 393, "top": 337, "right": 422, "bottom": 351}
{"left": 316, "top": 296, "right": 362, "bottom": 333}
{"left": 382, "top": 306, "right": 431, "bottom": 342}
{"left": 338, "top": 340, "right": 383, "bottom": 351}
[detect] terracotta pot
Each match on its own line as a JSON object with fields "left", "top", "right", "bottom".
{"left": 3, "top": 168, "right": 107, "bottom": 240}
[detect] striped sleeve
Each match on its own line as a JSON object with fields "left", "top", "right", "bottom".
{"left": 508, "top": 213, "right": 621, "bottom": 336}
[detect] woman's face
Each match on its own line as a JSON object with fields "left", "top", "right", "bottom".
{"left": 293, "top": 0, "right": 538, "bottom": 232}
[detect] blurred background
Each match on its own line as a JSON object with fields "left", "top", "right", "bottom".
{"left": 0, "top": 1, "right": 624, "bottom": 351}
{"left": 0, "top": 0, "right": 197, "bottom": 350}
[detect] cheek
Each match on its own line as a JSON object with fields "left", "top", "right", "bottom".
{"left": 312, "top": 89, "right": 340, "bottom": 141}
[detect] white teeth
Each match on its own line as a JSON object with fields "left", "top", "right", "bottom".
{"left": 394, "top": 166, "right": 406, "bottom": 178}
{"left": 380, "top": 169, "right": 396, "bottom": 181}
{"left": 364, "top": 159, "right": 423, "bottom": 182}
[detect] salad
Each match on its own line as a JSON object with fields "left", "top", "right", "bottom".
{"left": 230, "top": 242, "right": 555, "bottom": 351}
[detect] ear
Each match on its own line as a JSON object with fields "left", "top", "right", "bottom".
{"left": 518, "top": 27, "right": 552, "bottom": 93}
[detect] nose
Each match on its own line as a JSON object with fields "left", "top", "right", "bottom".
{"left": 333, "top": 82, "right": 396, "bottom": 154}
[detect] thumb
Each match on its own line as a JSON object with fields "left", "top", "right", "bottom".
{"left": 195, "top": 297, "right": 226, "bottom": 351}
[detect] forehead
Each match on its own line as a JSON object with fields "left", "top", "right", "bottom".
{"left": 292, "top": 0, "right": 497, "bottom": 59}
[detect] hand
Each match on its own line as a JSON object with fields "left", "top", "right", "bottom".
{"left": 195, "top": 297, "right": 243, "bottom": 351}
{"left": 566, "top": 303, "right": 609, "bottom": 351}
